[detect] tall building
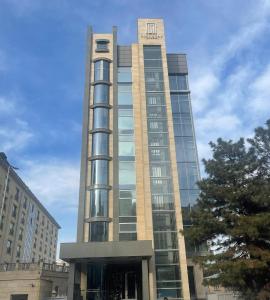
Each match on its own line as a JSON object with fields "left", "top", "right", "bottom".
{"left": 0, "top": 153, "right": 60, "bottom": 264}
{"left": 60, "top": 19, "right": 204, "bottom": 300}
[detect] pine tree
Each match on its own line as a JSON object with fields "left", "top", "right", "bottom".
{"left": 183, "top": 120, "right": 270, "bottom": 300}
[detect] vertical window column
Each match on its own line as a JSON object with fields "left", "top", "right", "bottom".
{"left": 117, "top": 67, "right": 137, "bottom": 241}
{"left": 144, "top": 46, "right": 183, "bottom": 299}
{"left": 89, "top": 59, "right": 112, "bottom": 242}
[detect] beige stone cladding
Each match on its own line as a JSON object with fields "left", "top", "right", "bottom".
{"left": 0, "top": 156, "right": 60, "bottom": 264}
{"left": 0, "top": 262, "right": 68, "bottom": 300}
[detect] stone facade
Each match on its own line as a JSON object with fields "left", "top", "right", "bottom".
{"left": 0, "top": 262, "right": 68, "bottom": 300}
{"left": 0, "top": 153, "right": 60, "bottom": 264}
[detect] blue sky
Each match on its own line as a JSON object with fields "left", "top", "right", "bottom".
{"left": 1, "top": 0, "right": 270, "bottom": 256}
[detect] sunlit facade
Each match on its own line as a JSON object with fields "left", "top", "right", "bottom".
{"left": 60, "top": 19, "right": 204, "bottom": 300}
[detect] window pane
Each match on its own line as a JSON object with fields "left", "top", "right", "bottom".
{"left": 155, "top": 250, "right": 179, "bottom": 265}
{"left": 146, "top": 93, "right": 165, "bottom": 106}
{"left": 90, "top": 222, "right": 108, "bottom": 242}
{"left": 94, "top": 84, "right": 109, "bottom": 104}
{"left": 152, "top": 194, "right": 174, "bottom": 210}
{"left": 118, "top": 67, "right": 132, "bottom": 82}
{"left": 118, "top": 84, "right": 133, "bottom": 105}
{"left": 91, "top": 160, "right": 108, "bottom": 185}
{"left": 118, "top": 115, "right": 134, "bottom": 131}
{"left": 119, "top": 162, "right": 136, "bottom": 184}
{"left": 119, "top": 233, "right": 137, "bottom": 241}
{"left": 154, "top": 232, "right": 178, "bottom": 250}
{"left": 119, "top": 141, "right": 135, "bottom": 156}
{"left": 92, "top": 133, "right": 109, "bottom": 156}
{"left": 93, "top": 108, "right": 109, "bottom": 129}
{"left": 119, "top": 223, "right": 136, "bottom": 232}
{"left": 94, "top": 60, "right": 109, "bottom": 82}
{"left": 156, "top": 265, "right": 180, "bottom": 281}
{"left": 90, "top": 189, "right": 108, "bottom": 217}
{"left": 153, "top": 212, "right": 176, "bottom": 231}
{"left": 119, "top": 198, "right": 136, "bottom": 216}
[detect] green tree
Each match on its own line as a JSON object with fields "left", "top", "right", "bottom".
{"left": 184, "top": 120, "right": 270, "bottom": 300}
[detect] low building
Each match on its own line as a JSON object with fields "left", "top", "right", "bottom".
{"left": 0, "top": 153, "right": 60, "bottom": 264}
{"left": 0, "top": 261, "right": 68, "bottom": 300}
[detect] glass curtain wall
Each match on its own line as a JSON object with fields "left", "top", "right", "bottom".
{"left": 118, "top": 67, "right": 137, "bottom": 241}
{"left": 169, "top": 76, "right": 201, "bottom": 255}
{"left": 143, "top": 46, "right": 183, "bottom": 299}
{"left": 89, "top": 59, "right": 111, "bottom": 242}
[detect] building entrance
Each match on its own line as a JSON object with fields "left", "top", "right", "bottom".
{"left": 87, "top": 262, "right": 142, "bottom": 300}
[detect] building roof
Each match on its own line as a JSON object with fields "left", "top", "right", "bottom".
{"left": 0, "top": 153, "right": 61, "bottom": 229}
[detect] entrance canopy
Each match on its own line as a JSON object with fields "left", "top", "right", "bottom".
{"left": 60, "top": 240, "right": 153, "bottom": 262}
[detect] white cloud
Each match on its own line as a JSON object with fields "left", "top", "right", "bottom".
{"left": 0, "top": 95, "right": 34, "bottom": 153}
{"left": 248, "top": 64, "right": 270, "bottom": 113}
{"left": 20, "top": 159, "right": 80, "bottom": 211}
{"left": 0, "top": 96, "right": 16, "bottom": 114}
{"left": 190, "top": 0, "right": 270, "bottom": 167}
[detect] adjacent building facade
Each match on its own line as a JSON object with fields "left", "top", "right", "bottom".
{"left": 60, "top": 19, "right": 204, "bottom": 300}
{"left": 0, "top": 153, "right": 60, "bottom": 264}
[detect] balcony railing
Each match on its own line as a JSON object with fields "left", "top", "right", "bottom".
{"left": 0, "top": 262, "right": 69, "bottom": 273}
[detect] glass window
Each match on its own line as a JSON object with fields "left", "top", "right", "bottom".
{"left": 119, "top": 223, "right": 136, "bottom": 232}
{"left": 90, "top": 222, "right": 108, "bottom": 242}
{"left": 157, "top": 288, "right": 182, "bottom": 298}
{"left": 119, "top": 232, "right": 137, "bottom": 241}
{"left": 119, "top": 190, "right": 136, "bottom": 216}
{"left": 152, "top": 194, "right": 174, "bottom": 210}
{"left": 94, "top": 84, "right": 109, "bottom": 104}
{"left": 148, "top": 133, "right": 168, "bottom": 146}
{"left": 118, "top": 67, "right": 132, "bottom": 82}
{"left": 169, "top": 75, "right": 188, "bottom": 91}
{"left": 6, "top": 240, "right": 12, "bottom": 254}
{"left": 119, "top": 141, "right": 135, "bottom": 156}
{"left": 146, "top": 93, "right": 165, "bottom": 106}
{"left": 154, "top": 232, "right": 178, "bottom": 250}
{"left": 119, "top": 162, "right": 136, "bottom": 185}
{"left": 153, "top": 212, "right": 177, "bottom": 231}
{"left": 90, "top": 189, "right": 108, "bottom": 217}
{"left": 151, "top": 164, "right": 170, "bottom": 177}
{"left": 175, "top": 136, "right": 197, "bottom": 162}
{"left": 96, "top": 40, "right": 109, "bottom": 52}
{"left": 177, "top": 162, "right": 199, "bottom": 190}
{"left": 118, "top": 110, "right": 134, "bottom": 132}
{"left": 151, "top": 178, "right": 172, "bottom": 194}
{"left": 156, "top": 265, "right": 180, "bottom": 281}
{"left": 91, "top": 160, "right": 108, "bottom": 185}
{"left": 148, "top": 120, "right": 167, "bottom": 132}
{"left": 94, "top": 60, "right": 109, "bottom": 82}
{"left": 144, "top": 59, "right": 162, "bottom": 68}
{"left": 118, "top": 84, "right": 132, "bottom": 105}
{"left": 92, "top": 133, "right": 109, "bottom": 156}
{"left": 155, "top": 250, "right": 179, "bottom": 265}
{"left": 93, "top": 107, "right": 109, "bottom": 129}
{"left": 149, "top": 147, "right": 169, "bottom": 161}
{"left": 144, "top": 45, "right": 162, "bottom": 59}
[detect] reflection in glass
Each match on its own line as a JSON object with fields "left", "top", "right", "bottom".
{"left": 90, "top": 189, "right": 108, "bottom": 217}
{"left": 118, "top": 67, "right": 132, "bottom": 82}
{"left": 91, "top": 160, "right": 108, "bottom": 185}
{"left": 90, "top": 222, "right": 108, "bottom": 242}
{"left": 119, "top": 162, "right": 136, "bottom": 185}
{"left": 94, "top": 84, "right": 109, "bottom": 104}
{"left": 92, "top": 133, "right": 109, "bottom": 156}
{"left": 94, "top": 60, "right": 109, "bottom": 82}
{"left": 93, "top": 107, "right": 109, "bottom": 129}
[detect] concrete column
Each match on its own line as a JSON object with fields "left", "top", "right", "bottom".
{"left": 142, "top": 259, "right": 150, "bottom": 300}
{"left": 81, "top": 263, "right": 87, "bottom": 300}
{"left": 67, "top": 263, "right": 75, "bottom": 300}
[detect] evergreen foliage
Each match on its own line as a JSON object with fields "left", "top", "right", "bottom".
{"left": 184, "top": 120, "right": 270, "bottom": 299}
